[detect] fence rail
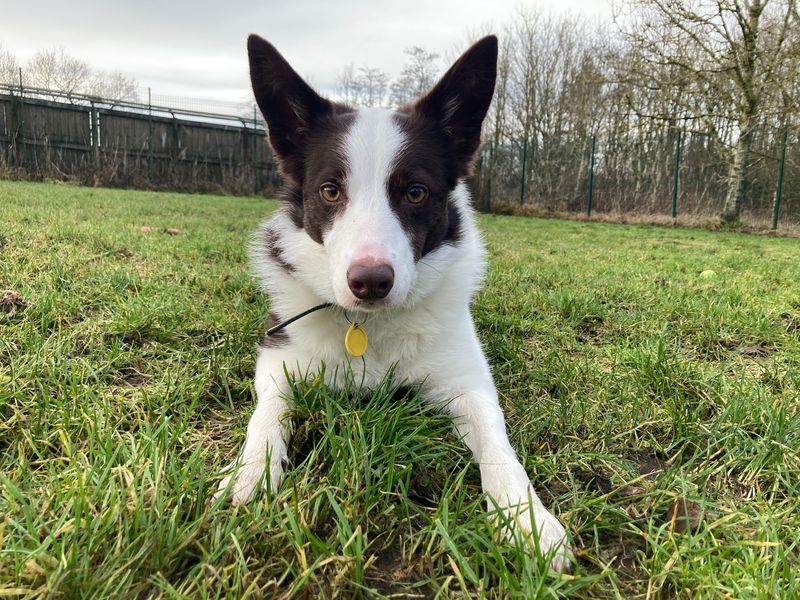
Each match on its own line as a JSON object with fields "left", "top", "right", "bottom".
{"left": 0, "top": 84, "right": 279, "bottom": 195}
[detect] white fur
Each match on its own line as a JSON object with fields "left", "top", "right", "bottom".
{"left": 325, "top": 108, "right": 415, "bottom": 309}
{"left": 216, "top": 107, "right": 571, "bottom": 572}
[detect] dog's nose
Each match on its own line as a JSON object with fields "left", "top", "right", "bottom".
{"left": 347, "top": 263, "right": 394, "bottom": 300}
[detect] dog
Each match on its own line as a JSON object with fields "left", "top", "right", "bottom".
{"left": 215, "top": 34, "right": 571, "bottom": 571}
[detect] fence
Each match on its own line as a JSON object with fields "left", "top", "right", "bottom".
{"left": 473, "top": 125, "right": 798, "bottom": 229}
{"left": 2, "top": 81, "right": 797, "bottom": 229}
{"left": 0, "top": 83, "right": 279, "bottom": 195}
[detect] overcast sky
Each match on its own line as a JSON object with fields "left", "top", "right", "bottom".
{"left": 2, "top": 0, "right": 612, "bottom": 109}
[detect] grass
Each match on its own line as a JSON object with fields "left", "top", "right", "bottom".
{"left": 1, "top": 179, "right": 799, "bottom": 598}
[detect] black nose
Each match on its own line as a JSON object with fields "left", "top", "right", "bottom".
{"left": 347, "top": 263, "right": 395, "bottom": 300}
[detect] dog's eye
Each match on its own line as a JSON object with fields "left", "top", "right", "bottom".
{"left": 406, "top": 184, "right": 428, "bottom": 204}
{"left": 320, "top": 183, "right": 341, "bottom": 202}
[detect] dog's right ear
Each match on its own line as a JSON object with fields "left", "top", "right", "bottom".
{"left": 248, "top": 35, "right": 332, "bottom": 183}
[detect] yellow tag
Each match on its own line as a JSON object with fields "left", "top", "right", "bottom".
{"left": 344, "top": 322, "right": 368, "bottom": 357}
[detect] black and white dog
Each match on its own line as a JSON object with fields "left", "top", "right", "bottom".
{"left": 216, "top": 34, "right": 571, "bottom": 571}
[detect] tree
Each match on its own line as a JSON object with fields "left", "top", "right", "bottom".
{"left": 0, "top": 43, "right": 19, "bottom": 85}
{"left": 26, "top": 47, "right": 91, "bottom": 95}
{"left": 11, "top": 46, "right": 140, "bottom": 101}
{"left": 614, "top": 0, "right": 797, "bottom": 223}
{"left": 357, "top": 66, "right": 389, "bottom": 107}
{"left": 335, "top": 63, "right": 389, "bottom": 107}
{"left": 336, "top": 62, "right": 361, "bottom": 105}
{"left": 390, "top": 46, "right": 439, "bottom": 106}
{"left": 489, "top": 6, "right": 614, "bottom": 207}
{"left": 86, "top": 71, "right": 139, "bottom": 102}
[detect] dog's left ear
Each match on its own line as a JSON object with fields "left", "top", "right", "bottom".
{"left": 413, "top": 35, "right": 497, "bottom": 173}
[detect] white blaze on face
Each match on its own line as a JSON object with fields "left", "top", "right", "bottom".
{"left": 323, "top": 108, "right": 415, "bottom": 310}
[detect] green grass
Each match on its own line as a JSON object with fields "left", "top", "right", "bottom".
{"left": 1, "top": 179, "right": 799, "bottom": 598}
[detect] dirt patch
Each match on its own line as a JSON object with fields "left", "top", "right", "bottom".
{"left": 365, "top": 542, "right": 432, "bottom": 599}
{"left": 633, "top": 451, "right": 665, "bottom": 480}
{"left": 598, "top": 539, "right": 646, "bottom": 580}
{"left": 781, "top": 312, "right": 800, "bottom": 334}
{"left": 719, "top": 339, "right": 775, "bottom": 358}
{"left": 112, "top": 366, "right": 149, "bottom": 387}
{"left": 665, "top": 497, "right": 703, "bottom": 533}
{"left": 738, "top": 344, "right": 772, "bottom": 357}
{"left": 576, "top": 321, "right": 602, "bottom": 344}
{"left": 1, "top": 290, "right": 29, "bottom": 314}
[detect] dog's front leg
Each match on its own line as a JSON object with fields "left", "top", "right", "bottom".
{"left": 428, "top": 337, "right": 572, "bottom": 571}
{"left": 214, "top": 347, "right": 293, "bottom": 505}
{"left": 445, "top": 387, "right": 572, "bottom": 570}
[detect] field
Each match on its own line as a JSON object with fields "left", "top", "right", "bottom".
{"left": 1, "top": 180, "right": 799, "bottom": 598}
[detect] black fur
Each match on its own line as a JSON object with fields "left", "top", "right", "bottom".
{"left": 248, "top": 35, "right": 497, "bottom": 261}
{"left": 389, "top": 36, "right": 497, "bottom": 259}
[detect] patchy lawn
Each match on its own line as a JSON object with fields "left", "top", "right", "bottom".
{"left": 1, "top": 180, "right": 798, "bottom": 598}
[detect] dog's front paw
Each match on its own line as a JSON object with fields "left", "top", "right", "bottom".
{"left": 492, "top": 497, "right": 573, "bottom": 573}
{"left": 214, "top": 460, "right": 266, "bottom": 505}
{"left": 526, "top": 506, "right": 573, "bottom": 573}
{"left": 213, "top": 450, "right": 286, "bottom": 505}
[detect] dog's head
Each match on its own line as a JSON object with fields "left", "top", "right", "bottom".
{"left": 249, "top": 35, "right": 497, "bottom": 311}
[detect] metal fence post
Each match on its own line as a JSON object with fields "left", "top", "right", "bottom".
{"left": 772, "top": 125, "right": 788, "bottom": 231}
{"left": 15, "top": 68, "right": 25, "bottom": 169}
{"left": 252, "top": 105, "right": 258, "bottom": 195}
{"left": 147, "top": 87, "right": 153, "bottom": 182}
{"left": 519, "top": 137, "right": 528, "bottom": 205}
{"left": 475, "top": 144, "right": 485, "bottom": 211}
{"left": 487, "top": 141, "right": 494, "bottom": 213}
{"left": 672, "top": 130, "right": 682, "bottom": 219}
{"left": 172, "top": 111, "right": 179, "bottom": 185}
{"left": 587, "top": 134, "right": 596, "bottom": 216}
{"left": 91, "top": 101, "right": 100, "bottom": 172}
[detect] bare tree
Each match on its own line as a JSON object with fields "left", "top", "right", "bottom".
{"left": 336, "top": 63, "right": 390, "bottom": 107}
{"left": 0, "top": 43, "right": 19, "bottom": 85}
{"left": 390, "top": 46, "right": 439, "bottom": 106}
{"left": 11, "top": 45, "right": 140, "bottom": 102}
{"left": 26, "top": 47, "right": 92, "bottom": 96}
{"left": 493, "top": 6, "right": 614, "bottom": 207}
{"left": 357, "top": 66, "right": 389, "bottom": 107}
{"left": 614, "top": 0, "right": 797, "bottom": 223}
{"left": 86, "top": 71, "right": 139, "bottom": 102}
{"left": 336, "top": 62, "right": 361, "bottom": 105}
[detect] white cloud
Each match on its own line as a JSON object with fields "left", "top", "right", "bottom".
{"left": 1, "top": 0, "right": 612, "bottom": 104}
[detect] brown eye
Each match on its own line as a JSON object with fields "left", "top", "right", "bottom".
{"left": 406, "top": 184, "right": 428, "bottom": 204}
{"left": 320, "top": 183, "right": 341, "bottom": 202}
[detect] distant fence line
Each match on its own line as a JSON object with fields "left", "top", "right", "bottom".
{"left": 0, "top": 83, "right": 279, "bottom": 195}
{"left": 2, "top": 82, "right": 797, "bottom": 229}
{"left": 472, "top": 125, "right": 798, "bottom": 228}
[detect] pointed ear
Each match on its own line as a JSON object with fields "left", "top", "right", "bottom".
{"left": 247, "top": 34, "right": 333, "bottom": 182}
{"left": 412, "top": 35, "right": 497, "bottom": 172}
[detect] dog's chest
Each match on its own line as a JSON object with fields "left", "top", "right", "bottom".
{"left": 291, "top": 308, "right": 444, "bottom": 388}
